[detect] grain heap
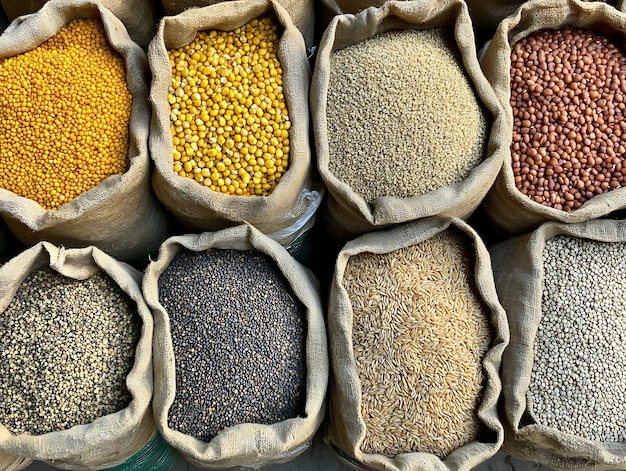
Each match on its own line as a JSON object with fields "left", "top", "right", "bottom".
{"left": 167, "top": 16, "right": 291, "bottom": 196}
{"left": 510, "top": 27, "right": 626, "bottom": 211}
{"left": 158, "top": 248, "right": 306, "bottom": 442}
{"left": 326, "top": 28, "right": 487, "bottom": 203}
{"left": 0, "top": 18, "right": 132, "bottom": 210}
{"left": 342, "top": 228, "right": 492, "bottom": 457}
{"left": 0, "top": 268, "right": 140, "bottom": 435}
{"left": 529, "top": 235, "right": 626, "bottom": 441}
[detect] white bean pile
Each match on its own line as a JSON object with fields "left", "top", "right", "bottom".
{"left": 529, "top": 235, "right": 626, "bottom": 442}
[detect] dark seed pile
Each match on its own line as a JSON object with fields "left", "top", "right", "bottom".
{"left": 0, "top": 268, "right": 140, "bottom": 435}
{"left": 159, "top": 249, "right": 306, "bottom": 443}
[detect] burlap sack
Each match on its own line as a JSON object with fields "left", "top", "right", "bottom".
{"left": 311, "top": 0, "right": 506, "bottom": 242}
{"left": 319, "top": 0, "right": 392, "bottom": 15}
{"left": 480, "top": 0, "right": 626, "bottom": 236}
{"left": 0, "top": 448, "right": 30, "bottom": 471}
{"left": 148, "top": 0, "right": 313, "bottom": 235}
{"left": 464, "top": 0, "right": 525, "bottom": 35}
{"left": 490, "top": 218, "right": 626, "bottom": 471}
{"left": 316, "top": 0, "right": 376, "bottom": 32}
{"left": 0, "top": 0, "right": 169, "bottom": 264}
{"left": 466, "top": 0, "right": 619, "bottom": 35}
{"left": 0, "top": 0, "right": 157, "bottom": 48}
{"left": 327, "top": 216, "right": 508, "bottom": 471}
{"left": 0, "top": 7, "right": 8, "bottom": 33}
{"left": 158, "top": 0, "right": 315, "bottom": 49}
{"left": 0, "top": 242, "right": 155, "bottom": 470}
{"left": 143, "top": 223, "right": 328, "bottom": 469}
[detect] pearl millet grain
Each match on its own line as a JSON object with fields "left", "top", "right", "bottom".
{"left": 326, "top": 28, "right": 488, "bottom": 204}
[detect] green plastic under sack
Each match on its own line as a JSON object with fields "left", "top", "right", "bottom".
{"left": 104, "top": 432, "right": 179, "bottom": 471}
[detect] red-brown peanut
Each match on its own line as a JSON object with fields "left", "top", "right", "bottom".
{"left": 510, "top": 27, "right": 626, "bottom": 211}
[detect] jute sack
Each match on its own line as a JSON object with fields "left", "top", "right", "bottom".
{"left": 490, "top": 219, "right": 626, "bottom": 471}
{"left": 327, "top": 216, "right": 509, "bottom": 471}
{"left": 480, "top": 0, "right": 626, "bottom": 236}
{"left": 143, "top": 223, "right": 328, "bottom": 469}
{"left": 148, "top": 0, "right": 312, "bottom": 235}
{"left": 464, "top": 0, "right": 524, "bottom": 34}
{"left": 0, "top": 0, "right": 157, "bottom": 48}
{"left": 311, "top": 0, "right": 506, "bottom": 242}
{"left": 465, "top": 0, "right": 619, "bottom": 34}
{"left": 158, "top": 0, "right": 315, "bottom": 49}
{"left": 0, "top": 447, "right": 30, "bottom": 471}
{"left": 318, "top": 0, "right": 386, "bottom": 15}
{"left": 0, "top": 242, "right": 155, "bottom": 470}
{"left": 0, "top": 0, "right": 169, "bottom": 264}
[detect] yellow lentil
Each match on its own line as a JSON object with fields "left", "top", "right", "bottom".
{"left": 167, "top": 17, "right": 291, "bottom": 196}
{"left": 0, "top": 19, "right": 132, "bottom": 211}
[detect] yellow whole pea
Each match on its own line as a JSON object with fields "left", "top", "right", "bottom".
{"left": 0, "top": 18, "right": 132, "bottom": 210}
{"left": 167, "top": 15, "right": 291, "bottom": 197}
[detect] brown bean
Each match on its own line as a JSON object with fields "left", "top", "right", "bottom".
{"left": 510, "top": 26, "right": 626, "bottom": 211}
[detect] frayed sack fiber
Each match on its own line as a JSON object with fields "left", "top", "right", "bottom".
{"left": 311, "top": 0, "right": 505, "bottom": 242}
{"left": 157, "top": 0, "right": 315, "bottom": 50}
{"left": 327, "top": 216, "right": 508, "bottom": 471}
{"left": 0, "top": 450, "right": 30, "bottom": 471}
{"left": 148, "top": 0, "right": 312, "bottom": 235}
{"left": 0, "top": 0, "right": 169, "bottom": 263}
{"left": 0, "top": 0, "right": 157, "bottom": 47}
{"left": 480, "top": 0, "right": 626, "bottom": 236}
{"left": 143, "top": 224, "right": 328, "bottom": 469}
{"left": 0, "top": 242, "right": 155, "bottom": 470}
{"left": 490, "top": 218, "right": 626, "bottom": 471}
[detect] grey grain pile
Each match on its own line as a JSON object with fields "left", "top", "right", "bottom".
{"left": 326, "top": 28, "right": 488, "bottom": 203}
{"left": 0, "top": 268, "right": 140, "bottom": 435}
{"left": 529, "top": 235, "right": 626, "bottom": 442}
{"left": 158, "top": 248, "right": 306, "bottom": 442}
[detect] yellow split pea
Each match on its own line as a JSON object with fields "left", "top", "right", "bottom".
{"left": 0, "top": 19, "right": 132, "bottom": 211}
{"left": 167, "top": 16, "right": 291, "bottom": 196}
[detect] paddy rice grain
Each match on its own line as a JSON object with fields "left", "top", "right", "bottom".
{"left": 343, "top": 229, "right": 492, "bottom": 457}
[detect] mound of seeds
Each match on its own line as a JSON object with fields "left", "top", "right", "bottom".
{"left": 510, "top": 27, "right": 626, "bottom": 211}
{"left": 158, "top": 248, "right": 306, "bottom": 442}
{"left": 343, "top": 229, "right": 492, "bottom": 457}
{"left": 0, "top": 18, "right": 132, "bottom": 210}
{"left": 529, "top": 235, "right": 626, "bottom": 441}
{"left": 326, "top": 28, "right": 488, "bottom": 204}
{"left": 0, "top": 268, "right": 140, "bottom": 435}
{"left": 167, "top": 16, "right": 291, "bottom": 196}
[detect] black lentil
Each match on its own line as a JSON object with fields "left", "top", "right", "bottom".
{"left": 0, "top": 268, "right": 141, "bottom": 435}
{"left": 158, "top": 249, "right": 306, "bottom": 442}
